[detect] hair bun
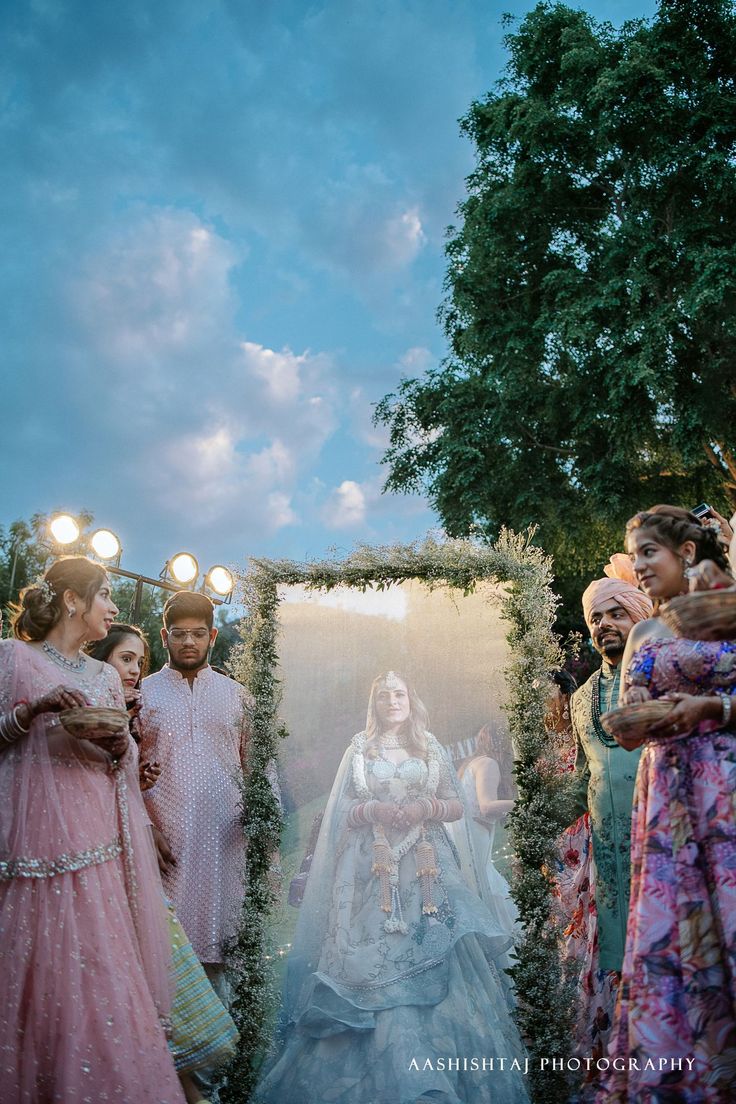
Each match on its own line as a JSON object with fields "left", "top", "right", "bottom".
{"left": 13, "top": 585, "right": 59, "bottom": 641}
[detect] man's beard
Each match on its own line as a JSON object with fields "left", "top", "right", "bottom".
{"left": 595, "top": 631, "right": 625, "bottom": 659}
{"left": 169, "top": 649, "right": 209, "bottom": 671}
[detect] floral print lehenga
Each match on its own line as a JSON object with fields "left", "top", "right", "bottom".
{"left": 601, "top": 638, "right": 736, "bottom": 1103}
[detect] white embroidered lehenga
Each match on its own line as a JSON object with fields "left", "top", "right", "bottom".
{"left": 256, "top": 731, "right": 529, "bottom": 1104}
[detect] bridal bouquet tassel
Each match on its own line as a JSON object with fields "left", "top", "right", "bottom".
{"left": 415, "top": 833, "right": 439, "bottom": 915}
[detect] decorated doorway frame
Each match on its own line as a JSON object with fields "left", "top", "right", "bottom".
{"left": 224, "top": 531, "right": 573, "bottom": 1104}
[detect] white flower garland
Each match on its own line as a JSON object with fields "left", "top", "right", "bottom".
{"left": 350, "top": 729, "right": 443, "bottom": 933}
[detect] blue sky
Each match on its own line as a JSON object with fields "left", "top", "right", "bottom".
{"left": 2, "top": 0, "right": 656, "bottom": 579}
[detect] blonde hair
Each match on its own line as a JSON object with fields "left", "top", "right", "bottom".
{"left": 364, "top": 672, "right": 430, "bottom": 759}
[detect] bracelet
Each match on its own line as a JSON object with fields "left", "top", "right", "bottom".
{"left": 415, "top": 796, "right": 434, "bottom": 819}
{"left": 12, "top": 704, "right": 31, "bottom": 733}
{"left": 0, "top": 706, "right": 30, "bottom": 745}
{"left": 429, "top": 797, "right": 449, "bottom": 821}
{"left": 722, "top": 694, "right": 733, "bottom": 728}
{"left": 347, "top": 801, "right": 379, "bottom": 827}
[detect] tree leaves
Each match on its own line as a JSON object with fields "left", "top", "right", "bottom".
{"left": 377, "top": 0, "right": 736, "bottom": 620}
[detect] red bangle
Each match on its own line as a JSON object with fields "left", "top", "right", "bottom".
{"left": 13, "top": 699, "right": 32, "bottom": 720}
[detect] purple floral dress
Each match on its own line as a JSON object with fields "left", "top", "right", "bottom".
{"left": 600, "top": 639, "right": 736, "bottom": 1103}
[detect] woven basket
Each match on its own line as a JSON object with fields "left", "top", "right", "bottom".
{"left": 660, "top": 590, "right": 736, "bottom": 641}
{"left": 59, "top": 706, "right": 129, "bottom": 738}
{"left": 600, "top": 700, "right": 674, "bottom": 742}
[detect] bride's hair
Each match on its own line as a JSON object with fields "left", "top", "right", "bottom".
{"left": 364, "top": 672, "right": 430, "bottom": 758}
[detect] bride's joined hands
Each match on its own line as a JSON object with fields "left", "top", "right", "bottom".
{"left": 372, "top": 801, "right": 399, "bottom": 827}
{"left": 391, "top": 801, "right": 425, "bottom": 831}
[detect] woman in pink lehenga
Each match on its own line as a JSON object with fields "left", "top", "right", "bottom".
{"left": 0, "top": 557, "right": 185, "bottom": 1103}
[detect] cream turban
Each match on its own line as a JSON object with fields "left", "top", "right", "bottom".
{"left": 581, "top": 578, "right": 653, "bottom": 626}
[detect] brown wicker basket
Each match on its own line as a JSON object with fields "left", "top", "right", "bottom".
{"left": 600, "top": 700, "right": 674, "bottom": 742}
{"left": 660, "top": 590, "right": 736, "bottom": 641}
{"left": 59, "top": 706, "right": 129, "bottom": 738}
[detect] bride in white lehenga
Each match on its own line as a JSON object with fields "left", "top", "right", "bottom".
{"left": 256, "top": 672, "right": 529, "bottom": 1104}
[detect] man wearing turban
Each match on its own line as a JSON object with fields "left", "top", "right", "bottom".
{"left": 570, "top": 576, "right": 653, "bottom": 980}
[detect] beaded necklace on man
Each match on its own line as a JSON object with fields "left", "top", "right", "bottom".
{"left": 591, "top": 662, "right": 622, "bottom": 748}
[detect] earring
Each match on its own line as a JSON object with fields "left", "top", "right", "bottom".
{"left": 67, "top": 606, "right": 76, "bottom": 618}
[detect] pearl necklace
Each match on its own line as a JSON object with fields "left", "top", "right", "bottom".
{"left": 42, "top": 641, "right": 87, "bottom": 673}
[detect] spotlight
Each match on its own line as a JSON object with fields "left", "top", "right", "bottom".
{"left": 49, "top": 514, "right": 80, "bottom": 546}
{"left": 90, "top": 529, "right": 121, "bottom": 561}
{"left": 169, "top": 552, "right": 199, "bottom": 586}
{"left": 205, "top": 565, "right": 234, "bottom": 597}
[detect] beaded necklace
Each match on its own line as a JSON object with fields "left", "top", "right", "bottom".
{"left": 590, "top": 666, "right": 621, "bottom": 748}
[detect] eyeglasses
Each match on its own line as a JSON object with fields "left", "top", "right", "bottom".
{"left": 167, "top": 628, "right": 210, "bottom": 642}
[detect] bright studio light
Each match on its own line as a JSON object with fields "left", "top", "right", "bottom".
{"left": 90, "top": 529, "right": 121, "bottom": 561}
{"left": 169, "top": 552, "right": 199, "bottom": 585}
{"left": 205, "top": 565, "right": 234, "bottom": 597}
{"left": 49, "top": 514, "right": 80, "bottom": 545}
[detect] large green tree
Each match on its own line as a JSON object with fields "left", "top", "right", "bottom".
{"left": 376, "top": 0, "right": 736, "bottom": 616}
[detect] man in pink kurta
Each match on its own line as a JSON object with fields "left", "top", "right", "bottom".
{"left": 138, "top": 592, "right": 252, "bottom": 980}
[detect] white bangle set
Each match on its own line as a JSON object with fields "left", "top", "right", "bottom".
{"left": 722, "top": 694, "right": 733, "bottom": 728}
{"left": 0, "top": 706, "right": 31, "bottom": 745}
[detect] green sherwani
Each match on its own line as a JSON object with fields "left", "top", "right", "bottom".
{"left": 570, "top": 660, "right": 641, "bottom": 973}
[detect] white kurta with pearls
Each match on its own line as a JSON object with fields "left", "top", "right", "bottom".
{"left": 139, "top": 665, "right": 252, "bottom": 963}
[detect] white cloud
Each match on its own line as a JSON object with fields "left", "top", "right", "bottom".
{"left": 382, "top": 207, "right": 426, "bottom": 268}
{"left": 72, "top": 209, "right": 237, "bottom": 368}
{"left": 242, "top": 341, "right": 303, "bottom": 403}
{"left": 267, "top": 492, "right": 298, "bottom": 529}
{"left": 321, "top": 480, "right": 368, "bottom": 528}
{"left": 399, "top": 346, "right": 433, "bottom": 373}
{"left": 245, "top": 440, "right": 295, "bottom": 484}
